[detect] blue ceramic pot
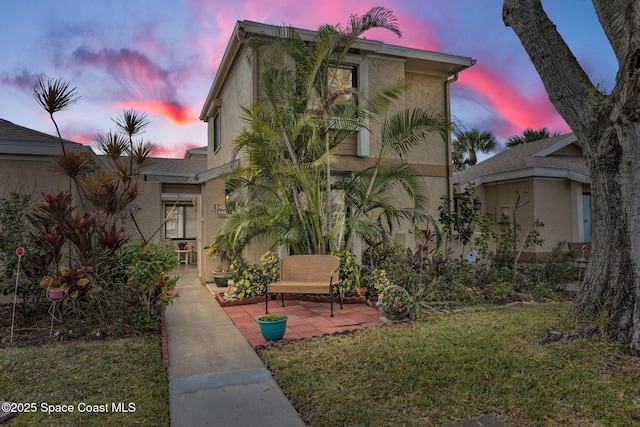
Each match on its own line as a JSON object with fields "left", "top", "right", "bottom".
{"left": 257, "top": 315, "right": 288, "bottom": 341}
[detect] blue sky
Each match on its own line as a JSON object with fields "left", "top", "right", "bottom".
{"left": 0, "top": 0, "right": 616, "bottom": 158}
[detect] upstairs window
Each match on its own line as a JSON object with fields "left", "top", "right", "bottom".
{"left": 213, "top": 111, "right": 221, "bottom": 153}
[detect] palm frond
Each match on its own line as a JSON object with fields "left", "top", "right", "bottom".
{"left": 33, "top": 75, "right": 79, "bottom": 115}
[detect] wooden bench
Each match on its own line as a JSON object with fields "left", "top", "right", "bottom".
{"left": 266, "top": 254, "right": 341, "bottom": 317}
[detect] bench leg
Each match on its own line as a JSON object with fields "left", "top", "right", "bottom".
{"left": 265, "top": 291, "right": 269, "bottom": 314}
{"left": 281, "top": 293, "right": 285, "bottom": 307}
{"left": 330, "top": 292, "right": 333, "bottom": 317}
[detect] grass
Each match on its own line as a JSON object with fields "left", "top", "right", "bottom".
{"left": 259, "top": 303, "right": 640, "bottom": 426}
{"left": 0, "top": 336, "right": 168, "bottom": 426}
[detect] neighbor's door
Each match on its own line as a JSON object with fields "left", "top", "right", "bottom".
{"left": 583, "top": 193, "right": 592, "bottom": 242}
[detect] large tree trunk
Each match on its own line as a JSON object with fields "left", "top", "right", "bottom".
{"left": 503, "top": 0, "right": 640, "bottom": 353}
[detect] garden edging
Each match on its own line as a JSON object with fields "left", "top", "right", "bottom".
{"left": 215, "top": 292, "right": 377, "bottom": 308}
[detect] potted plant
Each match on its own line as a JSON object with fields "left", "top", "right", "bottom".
{"left": 207, "top": 233, "right": 234, "bottom": 287}
{"left": 257, "top": 313, "right": 288, "bottom": 342}
{"left": 377, "top": 285, "right": 412, "bottom": 320}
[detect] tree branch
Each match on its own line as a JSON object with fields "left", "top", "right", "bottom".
{"left": 592, "top": 0, "right": 637, "bottom": 67}
{"left": 503, "top": 0, "right": 595, "bottom": 133}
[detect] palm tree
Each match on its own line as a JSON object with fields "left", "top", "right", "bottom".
{"left": 506, "top": 127, "right": 560, "bottom": 148}
{"left": 334, "top": 108, "right": 449, "bottom": 252}
{"left": 217, "top": 7, "right": 448, "bottom": 255}
{"left": 452, "top": 128, "right": 497, "bottom": 168}
{"left": 221, "top": 7, "right": 446, "bottom": 253}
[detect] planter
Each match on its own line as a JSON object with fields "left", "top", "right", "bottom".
{"left": 257, "top": 314, "right": 288, "bottom": 342}
{"left": 381, "top": 306, "right": 410, "bottom": 320}
{"left": 48, "top": 288, "right": 65, "bottom": 301}
{"left": 377, "top": 285, "right": 411, "bottom": 320}
{"left": 213, "top": 271, "right": 231, "bottom": 287}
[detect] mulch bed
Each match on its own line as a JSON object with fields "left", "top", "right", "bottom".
{"left": 0, "top": 302, "right": 152, "bottom": 348}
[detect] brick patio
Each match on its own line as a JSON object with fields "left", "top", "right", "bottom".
{"left": 223, "top": 299, "right": 387, "bottom": 348}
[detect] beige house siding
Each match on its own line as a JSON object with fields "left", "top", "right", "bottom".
{"left": 533, "top": 178, "right": 573, "bottom": 252}
{"left": 0, "top": 159, "right": 76, "bottom": 198}
{"left": 207, "top": 45, "right": 254, "bottom": 171}
{"left": 133, "top": 181, "right": 163, "bottom": 242}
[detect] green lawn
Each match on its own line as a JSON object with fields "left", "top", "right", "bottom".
{"left": 0, "top": 336, "right": 168, "bottom": 426}
{"left": 259, "top": 303, "right": 640, "bottom": 426}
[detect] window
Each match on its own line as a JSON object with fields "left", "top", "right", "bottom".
{"left": 164, "top": 204, "right": 197, "bottom": 240}
{"left": 213, "top": 111, "right": 220, "bottom": 153}
{"left": 310, "top": 65, "right": 358, "bottom": 112}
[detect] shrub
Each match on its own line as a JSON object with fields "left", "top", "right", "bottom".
{"left": 364, "top": 267, "right": 393, "bottom": 301}
{"left": 231, "top": 251, "right": 279, "bottom": 299}
{"left": 121, "top": 242, "right": 178, "bottom": 330}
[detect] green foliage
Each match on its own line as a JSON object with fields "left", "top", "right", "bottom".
{"left": 586, "top": 82, "right": 610, "bottom": 113}
{"left": 332, "top": 250, "right": 362, "bottom": 294}
{"left": 518, "top": 240, "right": 578, "bottom": 288}
{"left": 474, "top": 213, "right": 497, "bottom": 258}
{"left": 506, "top": 127, "right": 560, "bottom": 148}
{"left": 452, "top": 127, "right": 497, "bottom": 168}
{"left": 259, "top": 313, "right": 286, "bottom": 322}
{"left": 121, "top": 242, "right": 178, "bottom": 330}
{"left": 438, "top": 183, "right": 479, "bottom": 254}
{"left": 364, "top": 268, "right": 393, "bottom": 300}
{"left": 0, "top": 192, "right": 33, "bottom": 278}
{"left": 231, "top": 250, "right": 280, "bottom": 299}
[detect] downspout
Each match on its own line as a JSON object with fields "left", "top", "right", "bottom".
{"left": 444, "top": 72, "right": 459, "bottom": 203}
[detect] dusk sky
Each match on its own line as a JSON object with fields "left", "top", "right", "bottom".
{"left": 1, "top": 0, "right": 616, "bottom": 159}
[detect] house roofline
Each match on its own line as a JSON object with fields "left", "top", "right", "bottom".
{"left": 532, "top": 134, "right": 578, "bottom": 157}
{"left": 196, "top": 161, "right": 236, "bottom": 183}
{"left": 199, "top": 20, "right": 475, "bottom": 121}
{"left": 467, "top": 166, "right": 590, "bottom": 187}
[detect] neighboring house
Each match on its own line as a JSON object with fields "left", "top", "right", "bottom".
{"left": 198, "top": 20, "right": 475, "bottom": 283}
{"left": 0, "top": 118, "right": 98, "bottom": 197}
{"left": 0, "top": 117, "right": 208, "bottom": 264}
{"left": 453, "top": 133, "right": 591, "bottom": 259}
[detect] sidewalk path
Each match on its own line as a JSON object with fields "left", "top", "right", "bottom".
{"left": 165, "top": 265, "right": 305, "bottom": 427}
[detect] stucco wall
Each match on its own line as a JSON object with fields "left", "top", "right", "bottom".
{"left": 475, "top": 177, "right": 580, "bottom": 259}
{"left": 0, "top": 159, "right": 77, "bottom": 198}
{"left": 533, "top": 178, "right": 573, "bottom": 252}
{"left": 207, "top": 45, "right": 254, "bottom": 170}
{"left": 200, "top": 176, "right": 231, "bottom": 283}
{"left": 132, "top": 181, "right": 163, "bottom": 242}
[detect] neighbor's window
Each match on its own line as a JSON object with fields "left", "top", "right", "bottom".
{"left": 213, "top": 111, "right": 221, "bottom": 153}
{"left": 164, "top": 204, "right": 197, "bottom": 240}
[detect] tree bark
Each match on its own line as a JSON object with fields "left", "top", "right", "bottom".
{"left": 503, "top": 0, "right": 640, "bottom": 353}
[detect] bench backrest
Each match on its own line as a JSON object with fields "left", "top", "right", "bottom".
{"left": 280, "top": 255, "right": 340, "bottom": 283}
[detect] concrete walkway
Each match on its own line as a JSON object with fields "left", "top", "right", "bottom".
{"left": 165, "top": 265, "right": 305, "bottom": 427}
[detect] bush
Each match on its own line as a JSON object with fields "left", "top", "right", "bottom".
{"left": 121, "top": 242, "right": 178, "bottom": 330}
{"left": 231, "top": 251, "right": 279, "bottom": 299}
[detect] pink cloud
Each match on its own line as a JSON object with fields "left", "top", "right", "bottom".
{"left": 116, "top": 100, "right": 196, "bottom": 125}
{"left": 457, "top": 64, "right": 570, "bottom": 138}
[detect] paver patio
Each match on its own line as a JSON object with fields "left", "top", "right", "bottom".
{"left": 222, "top": 298, "right": 387, "bottom": 348}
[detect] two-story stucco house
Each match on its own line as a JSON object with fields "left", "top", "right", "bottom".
{"left": 197, "top": 20, "right": 475, "bottom": 283}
